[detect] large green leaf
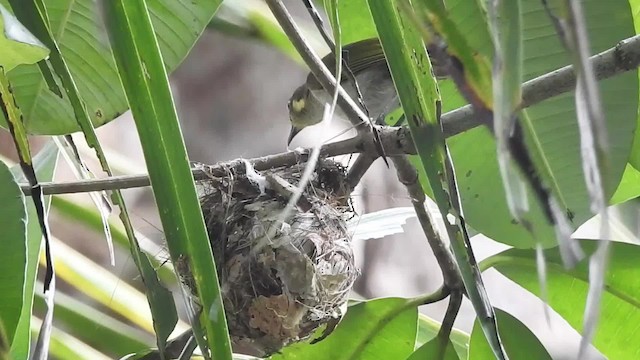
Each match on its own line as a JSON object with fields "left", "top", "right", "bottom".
{"left": 0, "top": 3, "right": 48, "bottom": 71}
{"left": 0, "top": 0, "right": 220, "bottom": 135}
{"left": 7, "top": 141, "right": 58, "bottom": 359}
{"left": 327, "top": 0, "right": 637, "bottom": 248}
{"left": 469, "top": 308, "right": 551, "bottom": 359}
{"left": 446, "top": 0, "right": 638, "bottom": 248}
{"left": 272, "top": 298, "right": 417, "bottom": 360}
{"left": 0, "top": 158, "right": 27, "bottom": 347}
{"left": 481, "top": 240, "right": 640, "bottom": 359}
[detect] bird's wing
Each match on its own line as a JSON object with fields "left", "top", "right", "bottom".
{"left": 306, "top": 38, "right": 387, "bottom": 90}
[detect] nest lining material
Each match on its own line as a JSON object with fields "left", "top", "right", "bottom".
{"left": 182, "top": 159, "right": 359, "bottom": 356}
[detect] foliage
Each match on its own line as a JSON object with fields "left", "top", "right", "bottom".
{"left": 1, "top": 0, "right": 640, "bottom": 359}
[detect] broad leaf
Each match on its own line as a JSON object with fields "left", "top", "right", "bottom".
{"left": 481, "top": 240, "right": 640, "bottom": 359}
{"left": 0, "top": 0, "right": 221, "bottom": 134}
{"left": 469, "top": 308, "right": 551, "bottom": 359}
{"left": 446, "top": 0, "right": 637, "bottom": 248}
{"left": 272, "top": 298, "right": 417, "bottom": 360}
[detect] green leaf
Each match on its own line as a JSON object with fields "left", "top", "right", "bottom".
{"left": 30, "top": 317, "right": 111, "bottom": 360}
{"left": 481, "top": 240, "right": 640, "bottom": 359}
{"left": 50, "top": 196, "right": 175, "bottom": 283}
{"left": 469, "top": 308, "right": 551, "bottom": 359}
{"left": 626, "top": 0, "right": 640, "bottom": 171}
{"left": 0, "top": 158, "right": 26, "bottom": 346}
{"left": 415, "top": 314, "right": 469, "bottom": 359}
{"left": 334, "top": 0, "right": 377, "bottom": 44}
{"left": 408, "top": 338, "right": 459, "bottom": 360}
{"left": 445, "top": 0, "right": 638, "bottom": 248}
{"left": 102, "top": 1, "right": 231, "bottom": 358}
{"left": 610, "top": 163, "right": 640, "bottom": 204}
{"left": 0, "top": 0, "right": 220, "bottom": 134}
{"left": 0, "top": 3, "right": 48, "bottom": 71}
{"left": 273, "top": 298, "right": 417, "bottom": 360}
{"left": 33, "top": 289, "right": 152, "bottom": 358}
{"left": 7, "top": 141, "right": 58, "bottom": 359}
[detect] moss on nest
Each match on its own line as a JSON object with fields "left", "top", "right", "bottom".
{"left": 181, "top": 159, "right": 358, "bottom": 356}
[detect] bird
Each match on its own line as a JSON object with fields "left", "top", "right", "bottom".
{"left": 287, "top": 37, "right": 447, "bottom": 145}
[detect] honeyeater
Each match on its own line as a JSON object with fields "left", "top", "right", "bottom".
{"left": 287, "top": 38, "right": 447, "bottom": 144}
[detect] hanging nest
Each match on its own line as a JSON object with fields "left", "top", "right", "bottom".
{"left": 178, "top": 158, "right": 359, "bottom": 356}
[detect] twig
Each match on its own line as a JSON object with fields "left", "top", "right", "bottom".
{"left": 347, "top": 32, "right": 640, "bottom": 184}
{"left": 301, "top": 0, "right": 334, "bottom": 50}
{"left": 437, "top": 290, "right": 463, "bottom": 357}
{"left": 407, "top": 285, "right": 450, "bottom": 307}
{"left": 20, "top": 126, "right": 414, "bottom": 196}
{"left": 267, "top": 0, "right": 389, "bottom": 165}
{"left": 391, "top": 155, "right": 462, "bottom": 290}
{"left": 346, "top": 154, "right": 376, "bottom": 190}
{"left": 264, "top": 0, "right": 368, "bottom": 129}
{"left": 441, "top": 33, "right": 640, "bottom": 137}
{"left": 300, "top": 0, "right": 371, "bottom": 119}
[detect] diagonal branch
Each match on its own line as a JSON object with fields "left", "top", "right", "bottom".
{"left": 18, "top": 34, "right": 640, "bottom": 196}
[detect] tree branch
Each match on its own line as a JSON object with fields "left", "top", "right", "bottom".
{"left": 18, "top": 34, "right": 640, "bottom": 196}
{"left": 20, "top": 126, "right": 415, "bottom": 196}
{"left": 391, "top": 155, "right": 462, "bottom": 290}
{"left": 441, "top": 34, "right": 640, "bottom": 137}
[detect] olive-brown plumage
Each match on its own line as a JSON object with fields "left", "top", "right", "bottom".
{"left": 287, "top": 38, "right": 447, "bottom": 144}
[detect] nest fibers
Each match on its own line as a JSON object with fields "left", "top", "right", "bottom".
{"left": 183, "top": 159, "right": 358, "bottom": 356}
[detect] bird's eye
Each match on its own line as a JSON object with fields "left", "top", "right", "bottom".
{"left": 291, "top": 98, "right": 306, "bottom": 113}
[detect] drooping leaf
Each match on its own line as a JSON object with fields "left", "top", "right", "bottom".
{"left": 446, "top": 0, "right": 637, "bottom": 249}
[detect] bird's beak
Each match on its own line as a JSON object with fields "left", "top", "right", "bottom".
{"left": 288, "top": 126, "right": 301, "bottom": 146}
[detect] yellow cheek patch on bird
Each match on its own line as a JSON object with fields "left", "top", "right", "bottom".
{"left": 291, "top": 98, "right": 306, "bottom": 113}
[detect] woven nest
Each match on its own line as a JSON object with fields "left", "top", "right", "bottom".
{"left": 182, "top": 159, "right": 359, "bottom": 356}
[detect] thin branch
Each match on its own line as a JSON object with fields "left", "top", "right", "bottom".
{"left": 301, "top": 0, "right": 334, "bottom": 51}
{"left": 301, "top": 0, "right": 371, "bottom": 119}
{"left": 18, "top": 34, "right": 640, "bottom": 196}
{"left": 264, "top": 0, "right": 368, "bottom": 129}
{"left": 346, "top": 154, "right": 376, "bottom": 190}
{"left": 442, "top": 33, "right": 640, "bottom": 137}
{"left": 348, "top": 33, "right": 640, "bottom": 183}
{"left": 437, "top": 290, "right": 463, "bottom": 357}
{"left": 391, "top": 155, "right": 462, "bottom": 290}
{"left": 20, "top": 126, "right": 415, "bottom": 196}
{"left": 407, "top": 285, "right": 450, "bottom": 307}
